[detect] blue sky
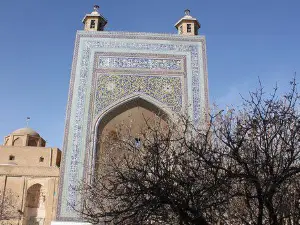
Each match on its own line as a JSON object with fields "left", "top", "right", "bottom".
{"left": 0, "top": 0, "right": 299, "bottom": 148}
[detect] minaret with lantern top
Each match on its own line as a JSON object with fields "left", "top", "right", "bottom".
{"left": 82, "top": 5, "right": 107, "bottom": 31}
{"left": 175, "top": 9, "right": 201, "bottom": 35}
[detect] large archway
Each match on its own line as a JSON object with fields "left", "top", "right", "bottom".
{"left": 24, "top": 184, "right": 46, "bottom": 225}
{"left": 93, "top": 96, "right": 171, "bottom": 173}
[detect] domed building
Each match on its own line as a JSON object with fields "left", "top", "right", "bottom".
{"left": 0, "top": 127, "right": 61, "bottom": 225}
{"left": 4, "top": 128, "right": 46, "bottom": 147}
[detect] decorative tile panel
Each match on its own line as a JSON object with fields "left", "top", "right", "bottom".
{"left": 95, "top": 74, "right": 183, "bottom": 115}
{"left": 95, "top": 52, "right": 186, "bottom": 75}
{"left": 98, "top": 56, "right": 182, "bottom": 71}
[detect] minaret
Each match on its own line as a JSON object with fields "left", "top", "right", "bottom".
{"left": 175, "top": 9, "right": 200, "bottom": 35}
{"left": 82, "top": 5, "right": 107, "bottom": 31}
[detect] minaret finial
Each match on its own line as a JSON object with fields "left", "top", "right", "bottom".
{"left": 184, "top": 9, "right": 191, "bottom": 16}
{"left": 26, "top": 117, "right": 30, "bottom": 127}
{"left": 94, "top": 5, "right": 100, "bottom": 12}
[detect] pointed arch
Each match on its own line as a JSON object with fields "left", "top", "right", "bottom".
{"left": 24, "top": 183, "right": 46, "bottom": 224}
{"left": 90, "top": 93, "right": 178, "bottom": 173}
{"left": 12, "top": 137, "right": 22, "bottom": 146}
{"left": 93, "top": 93, "right": 176, "bottom": 128}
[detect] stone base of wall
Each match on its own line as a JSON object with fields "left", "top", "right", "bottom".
{"left": 51, "top": 222, "right": 91, "bottom": 225}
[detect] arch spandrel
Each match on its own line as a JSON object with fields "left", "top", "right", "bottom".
{"left": 93, "top": 74, "right": 184, "bottom": 118}
{"left": 92, "top": 93, "right": 177, "bottom": 131}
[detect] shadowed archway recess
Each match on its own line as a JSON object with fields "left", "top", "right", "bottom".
{"left": 92, "top": 96, "right": 171, "bottom": 172}
{"left": 24, "top": 184, "right": 46, "bottom": 225}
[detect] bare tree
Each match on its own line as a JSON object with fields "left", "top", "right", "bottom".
{"left": 74, "top": 116, "right": 231, "bottom": 225}
{"left": 209, "top": 79, "right": 300, "bottom": 225}
{"left": 74, "top": 79, "right": 300, "bottom": 225}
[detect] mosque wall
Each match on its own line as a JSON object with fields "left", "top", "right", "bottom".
{"left": 57, "top": 30, "right": 208, "bottom": 220}
{"left": 0, "top": 173, "right": 59, "bottom": 225}
{"left": 0, "top": 147, "right": 61, "bottom": 167}
{"left": 0, "top": 174, "right": 59, "bottom": 225}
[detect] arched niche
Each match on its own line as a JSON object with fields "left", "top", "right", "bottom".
{"left": 12, "top": 137, "right": 23, "bottom": 146}
{"left": 24, "top": 184, "right": 46, "bottom": 225}
{"left": 28, "top": 139, "right": 38, "bottom": 147}
{"left": 93, "top": 96, "right": 172, "bottom": 173}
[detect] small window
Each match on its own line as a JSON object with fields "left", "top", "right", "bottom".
{"left": 39, "top": 157, "right": 44, "bottom": 162}
{"left": 90, "top": 20, "right": 96, "bottom": 29}
{"left": 187, "top": 24, "right": 192, "bottom": 33}
{"left": 179, "top": 26, "right": 183, "bottom": 34}
{"left": 135, "top": 138, "right": 141, "bottom": 148}
{"left": 9, "top": 155, "right": 15, "bottom": 161}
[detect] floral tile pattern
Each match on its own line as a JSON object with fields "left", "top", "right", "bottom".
{"left": 95, "top": 74, "right": 183, "bottom": 115}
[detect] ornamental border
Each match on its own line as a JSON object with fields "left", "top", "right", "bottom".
{"left": 95, "top": 52, "right": 187, "bottom": 75}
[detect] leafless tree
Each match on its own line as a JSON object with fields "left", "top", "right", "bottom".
{"left": 74, "top": 116, "right": 232, "bottom": 225}
{"left": 208, "top": 79, "right": 300, "bottom": 225}
{"left": 74, "top": 79, "right": 300, "bottom": 225}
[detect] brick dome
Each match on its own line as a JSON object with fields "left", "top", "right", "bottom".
{"left": 11, "top": 128, "right": 40, "bottom": 137}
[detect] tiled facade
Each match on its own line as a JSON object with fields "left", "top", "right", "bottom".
{"left": 95, "top": 74, "right": 183, "bottom": 114}
{"left": 57, "top": 31, "right": 209, "bottom": 220}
